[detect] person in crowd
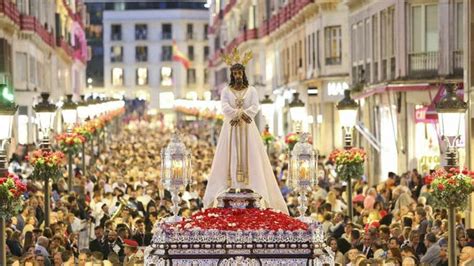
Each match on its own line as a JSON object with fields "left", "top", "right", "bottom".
{"left": 123, "top": 239, "right": 140, "bottom": 266}
{"left": 420, "top": 233, "right": 441, "bottom": 265}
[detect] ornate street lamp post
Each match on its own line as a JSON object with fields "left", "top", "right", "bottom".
{"left": 336, "top": 89, "right": 359, "bottom": 220}
{"left": 77, "top": 96, "right": 89, "bottom": 176}
{"left": 289, "top": 92, "right": 306, "bottom": 133}
{"left": 62, "top": 94, "right": 77, "bottom": 189}
{"left": 0, "top": 84, "right": 17, "bottom": 265}
{"left": 161, "top": 134, "right": 192, "bottom": 222}
{"left": 288, "top": 133, "right": 317, "bottom": 222}
{"left": 436, "top": 85, "right": 467, "bottom": 266}
{"left": 33, "top": 93, "right": 57, "bottom": 228}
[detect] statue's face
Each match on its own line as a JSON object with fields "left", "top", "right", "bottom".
{"left": 232, "top": 69, "right": 244, "bottom": 83}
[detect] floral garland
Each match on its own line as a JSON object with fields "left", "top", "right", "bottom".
{"left": 0, "top": 173, "right": 27, "bottom": 219}
{"left": 169, "top": 208, "right": 308, "bottom": 231}
{"left": 28, "top": 150, "right": 65, "bottom": 181}
{"left": 285, "top": 133, "right": 312, "bottom": 151}
{"left": 262, "top": 129, "right": 275, "bottom": 146}
{"left": 425, "top": 167, "right": 474, "bottom": 208}
{"left": 328, "top": 148, "right": 366, "bottom": 181}
{"left": 55, "top": 132, "right": 86, "bottom": 154}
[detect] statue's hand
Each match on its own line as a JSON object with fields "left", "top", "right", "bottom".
{"left": 230, "top": 117, "right": 241, "bottom": 127}
{"left": 241, "top": 113, "right": 252, "bottom": 124}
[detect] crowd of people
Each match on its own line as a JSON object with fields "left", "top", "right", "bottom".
{"left": 3, "top": 110, "right": 474, "bottom": 266}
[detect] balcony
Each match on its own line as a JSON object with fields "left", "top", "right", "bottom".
{"left": 408, "top": 51, "right": 439, "bottom": 78}
{"left": 453, "top": 50, "right": 463, "bottom": 76}
{"left": 0, "top": 0, "right": 20, "bottom": 25}
{"left": 20, "top": 14, "right": 54, "bottom": 46}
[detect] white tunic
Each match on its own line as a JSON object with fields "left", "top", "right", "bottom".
{"left": 203, "top": 85, "right": 289, "bottom": 214}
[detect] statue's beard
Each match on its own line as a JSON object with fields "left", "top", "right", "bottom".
{"left": 235, "top": 78, "right": 243, "bottom": 85}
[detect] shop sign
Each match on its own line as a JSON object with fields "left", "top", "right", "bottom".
{"left": 322, "top": 81, "right": 348, "bottom": 102}
{"left": 415, "top": 106, "right": 436, "bottom": 123}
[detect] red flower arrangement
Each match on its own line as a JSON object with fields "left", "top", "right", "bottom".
{"left": 55, "top": 132, "right": 86, "bottom": 153}
{"left": 0, "top": 173, "right": 27, "bottom": 219}
{"left": 425, "top": 167, "right": 474, "bottom": 208}
{"left": 28, "top": 150, "right": 65, "bottom": 181}
{"left": 169, "top": 208, "right": 308, "bottom": 232}
{"left": 328, "top": 148, "right": 366, "bottom": 181}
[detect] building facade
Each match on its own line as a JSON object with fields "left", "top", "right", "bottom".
{"left": 0, "top": 0, "right": 87, "bottom": 145}
{"left": 347, "top": 0, "right": 464, "bottom": 183}
{"left": 100, "top": 1, "right": 209, "bottom": 110}
{"left": 208, "top": 0, "right": 465, "bottom": 185}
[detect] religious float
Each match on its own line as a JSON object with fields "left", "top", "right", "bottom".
{"left": 146, "top": 49, "right": 333, "bottom": 265}
{"left": 145, "top": 191, "right": 332, "bottom": 265}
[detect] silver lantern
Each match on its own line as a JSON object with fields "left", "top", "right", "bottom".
{"left": 160, "top": 134, "right": 192, "bottom": 222}
{"left": 288, "top": 133, "right": 317, "bottom": 222}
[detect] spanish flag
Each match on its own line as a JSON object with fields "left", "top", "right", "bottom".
{"left": 172, "top": 40, "right": 191, "bottom": 69}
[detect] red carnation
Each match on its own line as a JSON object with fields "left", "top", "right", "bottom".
{"left": 437, "top": 183, "right": 445, "bottom": 191}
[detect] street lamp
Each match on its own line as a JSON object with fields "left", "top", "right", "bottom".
{"left": 260, "top": 94, "right": 274, "bottom": 130}
{"left": 0, "top": 84, "right": 17, "bottom": 266}
{"left": 289, "top": 92, "right": 306, "bottom": 132}
{"left": 62, "top": 94, "right": 77, "bottom": 131}
{"left": 33, "top": 93, "right": 57, "bottom": 228}
{"left": 34, "top": 93, "right": 57, "bottom": 149}
{"left": 435, "top": 84, "right": 467, "bottom": 266}
{"left": 336, "top": 89, "right": 359, "bottom": 220}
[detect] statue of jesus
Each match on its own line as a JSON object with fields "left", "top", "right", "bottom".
{"left": 203, "top": 49, "right": 288, "bottom": 214}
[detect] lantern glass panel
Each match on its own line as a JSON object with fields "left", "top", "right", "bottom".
{"left": 439, "top": 112, "right": 464, "bottom": 138}
{"left": 338, "top": 109, "right": 357, "bottom": 128}
{"left": 36, "top": 111, "right": 56, "bottom": 132}
{"left": 62, "top": 109, "right": 77, "bottom": 125}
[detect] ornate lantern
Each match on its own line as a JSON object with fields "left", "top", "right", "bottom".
{"left": 62, "top": 94, "right": 77, "bottom": 131}
{"left": 436, "top": 85, "right": 467, "bottom": 169}
{"left": 337, "top": 90, "right": 359, "bottom": 148}
{"left": 288, "top": 133, "right": 317, "bottom": 221}
{"left": 0, "top": 84, "right": 17, "bottom": 175}
{"left": 161, "top": 134, "right": 192, "bottom": 222}
{"left": 33, "top": 93, "right": 57, "bottom": 147}
{"left": 260, "top": 94, "right": 274, "bottom": 127}
{"left": 289, "top": 92, "right": 306, "bottom": 132}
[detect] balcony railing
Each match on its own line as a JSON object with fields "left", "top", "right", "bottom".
{"left": 0, "top": 0, "right": 20, "bottom": 25}
{"left": 453, "top": 50, "right": 463, "bottom": 76}
{"left": 408, "top": 51, "right": 439, "bottom": 78}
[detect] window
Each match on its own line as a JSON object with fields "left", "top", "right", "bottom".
{"left": 162, "top": 24, "right": 172, "bottom": 40}
{"left": 187, "top": 68, "right": 196, "bottom": 84}
{"left": 372, "top": 15, "right": 379, "bottom": 60}
{"left": 111, "top": 67, "right": 123, "bottom": 86}
{"left": 160, "top": 66, "right": 173, "bottom": 86}
{"left": 136, "top": 46, "right": 148, "bottom": 62}
{"left": 135, "top": 24, "right": 147, "bottom": 40}
{"left": 187, "top": 24, "right": 193, "bottom": 39}
{"left": 204, "top": 69, "right": 208, "bottom": 83}
{"left": 111, "top": 24, "right": 121, "bottom": 41}
{"left": 136, "top": 67, "right": 148, "bottom": 85}
{"left": 15, "top": 52, "right": 27, "bottom": 85}
{"left": 204, "top": 24, "right": 209, "bottom": 39}
{"left": 110, "top": 46, "right": 123, "bottom": 62}
{"left": 204, "top": 46, "right": 209, "bottom": 61}
{"left": 162, "top": 46, "right": 172, "bottom": 61}
{"left": 325, "top": 26, "right": 341, "bottom": 65}
{"left": 188, "top": 46, "right": 194, "bottom": 61}
{"left": 159, "top": 92, "right": 174, "bottom": 109}
{"left": 411, "top": 4, "right": 438, "bottom": 52}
